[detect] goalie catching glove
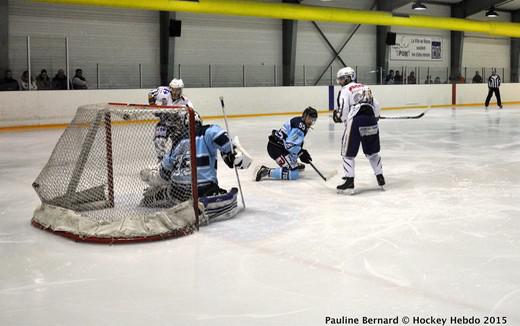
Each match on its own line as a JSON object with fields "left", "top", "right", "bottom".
{"left": 222, "top": 136, "right": 253, "bottom": 169}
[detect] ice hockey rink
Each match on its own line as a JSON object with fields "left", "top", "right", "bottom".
{"left": 1, "top": 106, "right": 519, "bottom": 325}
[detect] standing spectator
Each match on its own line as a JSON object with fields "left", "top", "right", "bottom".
{"left": 394, "top": 70, "right": 403, "bottom": 84}
{"left": 36, "top": 69, "right": 51, "bottom": 90}
{"left": 472, "top": 71, "right": 483, "bottom": 83}
{"left": 424, "top": 75, "right": 433, "bottom": 84}
{"left": 407, "top": 71, "right": 417, "bottom": 84}
{"left": 434, "top": 76, "right": 441, "bottom": 84}
{"left": 72, "top": 69, "right": 88, "bottom": 89}
{"left": 19, "top": 71, "right": 38, "bottom": 91}
{"left": 385, "top": 70, "right": 394, "bottom": 84}
{"left": 52, "top": 69, "right": 70, "bottom": 90}
{"left": 0, "top": 70, "right": 20, "bottom": 91}
{"left": 485, "top": 70, "right": 502, "bottom": 110}
{"left": 456, "top": 73, "right": 465, "bottom": 83}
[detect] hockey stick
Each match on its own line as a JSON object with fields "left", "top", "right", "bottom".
{"left": 308, "top": 161, "right": 337, "bottom": 181}
{"left": 379, "top": 110, "right": 428, "bottom": 120}
{"left": 219, "top": 96, "right": 246, "bottom": 209}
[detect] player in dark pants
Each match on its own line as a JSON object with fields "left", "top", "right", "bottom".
{"left": 334, "top": 66, "right": 384, "bottom": 193}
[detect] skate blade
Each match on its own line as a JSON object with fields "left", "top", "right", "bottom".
{"left": 337, "top": 188, "right": 355, "bottom": 195}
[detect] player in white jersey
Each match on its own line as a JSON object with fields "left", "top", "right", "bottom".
{"left": 148, "top": 78, "right": 195, "bottom": 161}
{"left": 333, "top": 67, "right": 385, "bottom": 193}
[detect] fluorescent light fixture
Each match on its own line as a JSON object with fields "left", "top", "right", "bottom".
{"left": 485, "top": 6, "right": 498, "bottom": 18}
{"left": 412, "top": 1, "right": 427, "bottom": 11}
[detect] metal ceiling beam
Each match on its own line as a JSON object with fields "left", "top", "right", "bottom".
{"left": 0, "top": 0, "right": 8, "bottom": 77}
{"left": 511, "top": 10, "right": 520, "bottom": 82}
{"left": 454, "top": 0, "right": 511, "bottom": 18}
{"left": 35, "top": 0, "right": 520, "bottom": 38}
{"left": 282, "top": 0, "right": 300, "bottom": 86}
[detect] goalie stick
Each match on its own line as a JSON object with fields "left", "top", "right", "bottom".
{"left": 219, "top": 96, "right": 247, "bottom": 209}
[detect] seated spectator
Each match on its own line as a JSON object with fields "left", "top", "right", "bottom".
{"left": 19, "top": 71, "right": 38, "bottom": 91}
{"left": 385, "top": 70, "right": 394, "bottom": 84}
{"left": 407, "top": 71, "right": 417, "bottom": 84}
{"left": 36, "top": 69, "right": 51, "bottom": 90}
{"left": 52, "top": 69, "right": 70, "bottom": 90}
{"left": 72, "top": 69, "right": 88, "bottom": 89}
{"left": 472, "top": 71, "right": 483, "bottom": 83}
{"left": 394, "top": 70, "right": 403, "bottom": 84}
{"left": 424, "top": 75, "right": 433, "bottom": 84}
{"left": 434, "top": 76, "right": 441, "bottom": 84}
{"left": 0, "top": 69, "right": 20, "bottom": 91}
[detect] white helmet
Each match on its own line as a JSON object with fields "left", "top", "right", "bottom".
{"left": 336, "top": 67, "right": 356, "bottom": 83}
{"left": 169, "top": 78, "right": 184, "bottom": 99}
{"left": 169, "top": 78, "right": 184, "bottom": 89}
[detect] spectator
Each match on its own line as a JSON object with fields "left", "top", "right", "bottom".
{"left": 407, "top": 71, "right": 417, "bottom": 84}
{"left": 72, "top": 69, "right": 88, "bottom": 89}
{"left": 456, "top": 73, "right": 465, "bottom": 83}
{"left": 434, "top": 76, "right": 441, "bottom": 84}
{"left": 424, "top": 75, "right": 433, "bottom": 84}
{"left": 0, "top": 69, "right": 20, "bottom": 91}
{"left": 385, "top": 70, "right": 394, "bottom": 84}
{"left": 36, "top": 69, "right": 51, "bottom": 90}
{"left": 472, "top": 71, "right": 483, "bottom": 84}
{"left": 19, "top": 71, "right": 38, "bottom": 91}
{"left": 52, "top": 69, "right": 70, "bottom": 90}
{"left": 394, "top": 70, "right": 403, "bottom": 84}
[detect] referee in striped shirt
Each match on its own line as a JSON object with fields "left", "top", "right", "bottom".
{"left": 485, "top": 70, "right": 502, "bottom": 110}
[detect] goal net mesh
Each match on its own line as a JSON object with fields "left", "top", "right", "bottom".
{"left": 31, "top": 103, "right": 200, "bottom": 243}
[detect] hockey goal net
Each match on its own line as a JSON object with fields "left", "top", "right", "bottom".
{"left": 31, "top": 103, "right": 200, "bottom": 243}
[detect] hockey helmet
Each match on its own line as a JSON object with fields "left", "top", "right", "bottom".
{"left": 336, "top": 67, "right": 356, "bottom": 84}
{"left": 302, "top": 106, "right": 318, "bottom": 126}
{"left": 169, "top": 78, "right": 184, "bottom": 98}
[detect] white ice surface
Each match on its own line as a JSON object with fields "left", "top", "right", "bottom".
{"left": 1, "top": 107, "right": 519, "bottom": 325}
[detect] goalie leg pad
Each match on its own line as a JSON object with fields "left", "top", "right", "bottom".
{"left": 199, "top": 188, "right": 239, "bottom": 222}
{"left": 140, "top": 185, "right": 179, "bottom": 208}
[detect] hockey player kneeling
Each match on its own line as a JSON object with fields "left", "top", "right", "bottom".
{"left": 255, "top": 107, "right": 317, "bottom": 181}
{"left": 140, "top": 114, "right": 252, "bottom": 222}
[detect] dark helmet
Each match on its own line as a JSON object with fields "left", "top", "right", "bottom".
{"left": 302, "top": 106, "right": 318, "bottom": 121}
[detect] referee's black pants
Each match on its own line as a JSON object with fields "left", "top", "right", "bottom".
{"left": 485, "top": 87, "right": 502, "bottom": 107}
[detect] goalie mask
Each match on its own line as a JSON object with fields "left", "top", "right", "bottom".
{"left": 302, "top": 106, "right": 318, "bottom": 127}
{"left": 169, "top": 78, "right": 184, "bottom": 99}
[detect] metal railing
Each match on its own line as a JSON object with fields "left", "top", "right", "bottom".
{"left": 1, "top": 35, "right": 512, "bottom": 91}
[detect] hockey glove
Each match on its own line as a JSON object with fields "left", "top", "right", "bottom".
{"left": 299, "top": 149, "right": 312, "bottom": 164}
{"left": 332, "top": 110, "right": 342, "bottom": 123}
{"left": 222, "top": 152, "right": 236, "bottom": 169}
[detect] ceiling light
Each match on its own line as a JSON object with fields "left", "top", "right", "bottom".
{"left": 485, "top": 6, "right": 499, "bottom": 18}
{"left": 412, "top": 1, "right": 427, "bottom": 11}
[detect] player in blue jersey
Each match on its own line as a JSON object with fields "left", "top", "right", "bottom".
{"left": 254, "top": 107, "right": 318, "bottom": 181}
{"left": 139, "top": 113, "right": 252, "bottom": 220}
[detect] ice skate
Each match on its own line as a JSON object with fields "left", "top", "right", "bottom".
{"left": 376, "top": 174, "right": 385, "bottom": 190}
{"left": 337, "top": 177, "right": 354, "bottom": 195}
{"left": 254, "top": 165, "right": 270, "bottom": 181}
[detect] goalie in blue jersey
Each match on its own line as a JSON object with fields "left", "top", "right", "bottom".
{"left": 254, "top": 107, "right": 317, "bottom": 181}
{"left": 139, "top": 113, "right": 252, "bottom": 221}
